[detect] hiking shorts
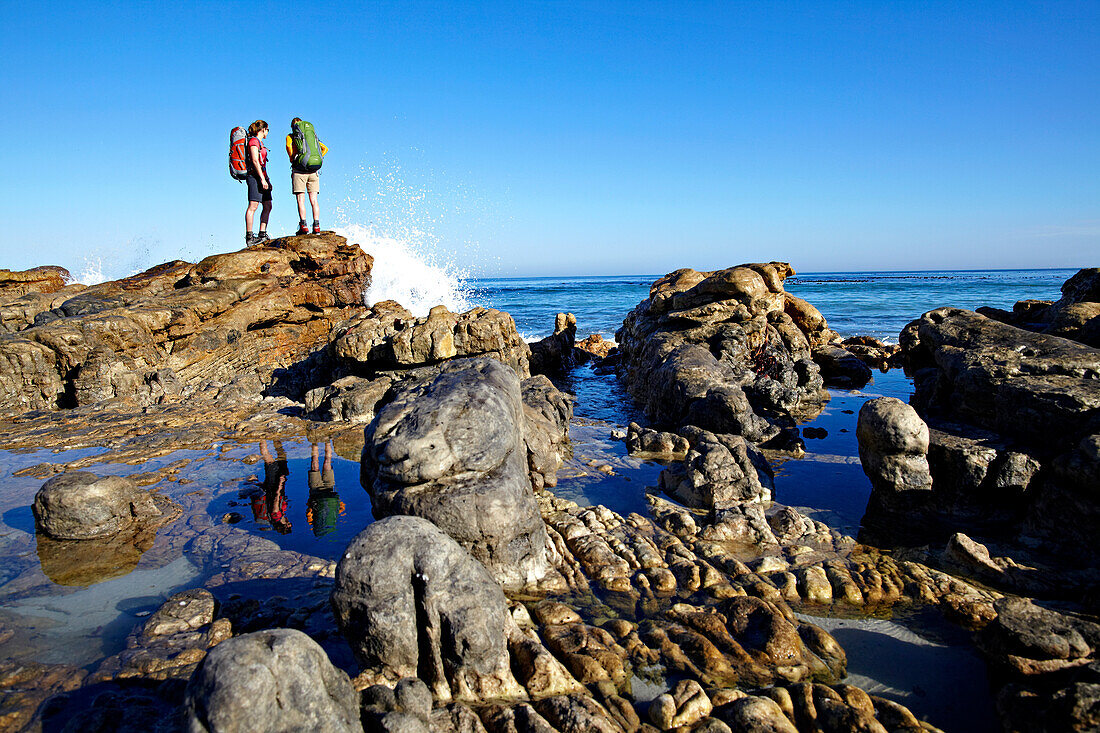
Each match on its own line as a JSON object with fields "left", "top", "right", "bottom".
{"left": 247, "top": 172, "right": 273, "bottom": 203}
{"left": 308, "top": 467, "right": 335, "bottom": 490}
{"left": 292, "top": 171, "right": 320, "bottom": 194}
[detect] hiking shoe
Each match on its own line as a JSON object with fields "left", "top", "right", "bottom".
{"left": 296, "top": 224, "right": 309, "bottom": 236}
{"left": 246, "top": 233, "right": 260, "bottom": 245}
{"left": 256, "top": 231, "right": 271, "bottom": 242}
{"left": 312, "top": 222, "right": 321, "bottom": 234}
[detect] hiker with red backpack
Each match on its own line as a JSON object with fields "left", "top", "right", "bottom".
{"left": 238, "top": 120, "right": 273, "bottom": 244}
{"left": 286, "top": 118, "right": 327, "bottom": 235}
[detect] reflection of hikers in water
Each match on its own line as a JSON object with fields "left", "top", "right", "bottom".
{"left": 307, "top": 441, "right": 344, "bottom": 538}
{"left": 251, "top": 440, "right": 292, "bottom": 534}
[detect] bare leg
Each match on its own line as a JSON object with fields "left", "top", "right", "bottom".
{"left": 309, "top": 191, "right": 320, "bottom": 223}
{"left": 259, "top": 200, "right": 272, "bottom": 232}
{"left": 246, "top": 201, "right": 259, "bottom": 232}
{"left": 259, "top": 440, "right": 273, "bottom": 463}
{"left": 323, "top": 441, "right": 333, "bottom": 472}
{"left": 296, "top": 193, "right": 308, "bottom": 221}
{"left": 311, "top": 443, "right": 320, "bottom": 472}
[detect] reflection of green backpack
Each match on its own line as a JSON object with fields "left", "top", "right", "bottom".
{"left": 291, "top": 120, "right": 323, "bottom": 173}
{"left": 309, "top": 493, "right": 339, "bottom": 537}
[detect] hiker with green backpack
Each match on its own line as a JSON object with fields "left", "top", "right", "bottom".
{"left": 286, "top": 118, "right": 328, "bottom": 235}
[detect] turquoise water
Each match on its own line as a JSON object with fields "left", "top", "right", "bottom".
{"left": 476, "top": 268, "right": 1075, "bottom": 342}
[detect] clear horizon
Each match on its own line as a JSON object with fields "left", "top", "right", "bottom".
{"left": 3, "top": 1, "right": 1097, "bottom": 280}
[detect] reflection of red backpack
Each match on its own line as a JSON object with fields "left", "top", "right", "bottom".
{"left": 229, "top": 127, "right": 248, "bottom": 181}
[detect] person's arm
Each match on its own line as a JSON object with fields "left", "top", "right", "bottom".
{"left": 249, "top": 141, "right": 269, "bottom": 189}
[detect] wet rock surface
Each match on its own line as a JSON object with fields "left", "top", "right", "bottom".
{"left": 530, "top": 312, "right": 577, "bottom": 375}
{"left": 617, "top": 266, "right": 833, "bottom": 442}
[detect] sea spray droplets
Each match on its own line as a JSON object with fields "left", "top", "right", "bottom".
{"left": 74, "top": 256, "right": 107, "bottom": 285}
{"left": 333, "top": 157, "right": 490, "bottom": 317}
{"left": 335, "top": 223, "right": 475, "bottom": 317}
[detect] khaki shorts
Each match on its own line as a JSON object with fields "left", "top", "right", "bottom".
{"left": 291, "top": 171, "right": 320, "bottom": 194}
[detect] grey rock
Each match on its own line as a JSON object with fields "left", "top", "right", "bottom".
{"left": 330, "top": 515, "right": 526, "bottom": 703}
{"left": 811, "top": 344, "right": 872, "bottom": 388}
{"left": 305, "top": 375, "right": 393, "bottom": 423}
{"left": 363, "top": 358, "right": 554, "bottom": 589}
{"left": 857, "top": 397, "right": 932, "bottom": 494}
{"left": 184, "top": 628, "right": 361, "bottom": 733}
{"left": 625, "top": 422, "right": 689, "bottom": 458}
{"left": 659, "top": 427, "right": 774, "bottom": 510}
{"left": 33, "top": 471, "right": 161, "bottom": 540}
{"left": 521, "top": 375, "right": 573, "bottom": 489}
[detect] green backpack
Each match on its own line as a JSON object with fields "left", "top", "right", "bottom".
{"left": 291, "top": 120, "right": 323, "bottom": 173}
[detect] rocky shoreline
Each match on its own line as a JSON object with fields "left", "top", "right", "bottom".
{"left": 0, "top": 238, "right": 1095, "bottom": 732}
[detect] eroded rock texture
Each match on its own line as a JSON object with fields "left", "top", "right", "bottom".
{"left": 616, "top": 264, "right": 831, "bottom": 448}
{"left": 891, "top": 307, "right": 1100, "bottom": 555}
{"left": 362, "top": 358, "right": 559, "bottom": 589}
{"left": 33, "top": 471, "right": 165, "bottom": 540}
{"left": 331, "top": 516, "right": 578, "bottom": 705}
{"left": 0, "top": 233, "right": 372, "bottom": 415}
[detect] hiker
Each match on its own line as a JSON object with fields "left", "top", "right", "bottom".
{"left": 245, "top": 120, "right": 273, "bottom": 244}
{"left": 286, "top": 118, "right": 327, "bottom": 235}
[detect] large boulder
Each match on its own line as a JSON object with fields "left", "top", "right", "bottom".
{"left": 981, "top": 268, "right": 1100, "bottom": 347}
{"left": 857, "top": 397, "right": 933, "bottom": 494}
{"left": 0, "top": 233, "right": 372, "bottom": 415}
{"left": 616, "top": 264, "right": 830, "bottom": 448}
{"left": 811, "top": 344, "right": 872, "bottom": 389}
{"left": 362, "top": 357, "right": 556, "bottom": 589}
{"left": 183, "top": 628, "right": 361, "bottom": 733}
{"left": 33, "top": 471, "right": 164, "bottom": 540}
{"left": 331, "top": 515, "right": 527, "bottom": 703}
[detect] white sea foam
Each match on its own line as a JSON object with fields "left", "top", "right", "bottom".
{"left": 73, "top": 257, "right": 107, "bottom": 285}
{"left": 333, "top": 158, "right": 489, "bottom": 318}
{"left": 335, "top": 223, "right": 474, "bottom": 317}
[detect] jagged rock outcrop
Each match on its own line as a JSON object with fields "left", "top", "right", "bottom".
{"left": 617, "top": 264, "right": 830, "bottom": 449}
{"left": 362, "top": 358, "right": 559, "bottom": 589}
{"left": 184, "top": 628, "right": 361, "bottom": 733}
{"left": 896, "top": 307, "right": 1100, "bottom": 555}
{"left": 659, "top": 427, "right": 774, "bottom": 510}
{"left": 304, "top": 300, "right": 534, "bottom": 423}
{"left": 0, "top": 266, "right": 86, "bottom": 334}
{"left": 0, "top": 233, "right": 372, "bottom": 415}
{"left": 530, "top": 312, "right": 577, "bottom": 374}
{"left": 331, "top": 301, "right": 531, "bottom": 379}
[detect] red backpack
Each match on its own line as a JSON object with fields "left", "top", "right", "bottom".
{"left": 229, "top": 127, "right": 249, "bottom": 181}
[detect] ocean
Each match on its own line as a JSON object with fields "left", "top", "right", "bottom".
{"left": 474, "top": 268, "right": 1076, "bottom": 342}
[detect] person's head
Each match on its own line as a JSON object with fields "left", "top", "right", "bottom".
{"left": 248, "top": 120, "right": 269, "bottom": 138}
{"left": 290, "top": 117, "right": 302, "bottom": 130}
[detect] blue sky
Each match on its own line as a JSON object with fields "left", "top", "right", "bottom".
{"left": 2, "top": 1, "right": 1097, "bottom": 277}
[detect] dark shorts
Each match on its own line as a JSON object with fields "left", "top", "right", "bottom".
{"left": 247, "top": 172, "right": 273, "bottom": 203}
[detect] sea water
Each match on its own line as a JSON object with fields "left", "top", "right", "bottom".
{"left": 476, "top": 268, "right": 1076, "bottom": 342}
